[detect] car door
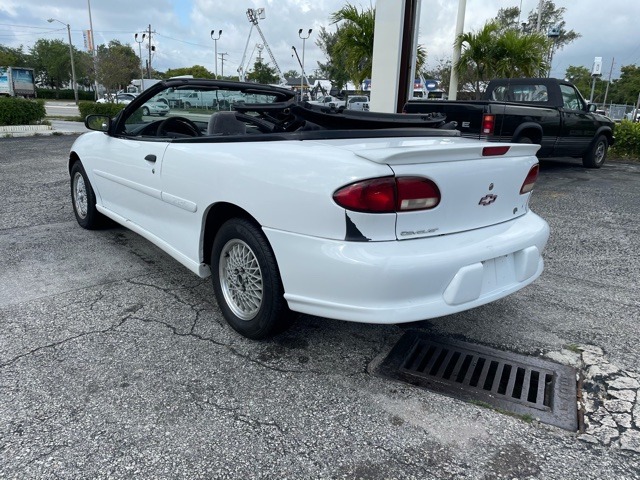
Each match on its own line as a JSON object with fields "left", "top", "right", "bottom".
{"left": 91, "top": 103, "right": 171, "bottom": 234}
{"left": 556, "top": 84, "right": 594, "bottom": 156}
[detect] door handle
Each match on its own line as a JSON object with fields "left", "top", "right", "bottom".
{"left": 144, "top": 154, "right": 157, "bottom": 163}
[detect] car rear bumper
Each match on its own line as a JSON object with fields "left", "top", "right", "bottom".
{"left": 265, "top": 211, "right": 549, "bottom": 324}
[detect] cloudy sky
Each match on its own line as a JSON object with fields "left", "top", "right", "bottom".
{"left": 1, "top": 0, "right": 639, "bottom": 81}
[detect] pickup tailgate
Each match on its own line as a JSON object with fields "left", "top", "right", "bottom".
{"left": 325, "top": 137, "right": 540, "bottom": 240}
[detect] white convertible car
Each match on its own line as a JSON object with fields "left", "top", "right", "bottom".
{"left": 70, "top": 79, "right": 549, "bottom": 339}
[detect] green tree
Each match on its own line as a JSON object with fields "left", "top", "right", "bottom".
{"left": 96, "top": 40, "right": 139, "bottom": 93}
{"left": 247, "top": 60, "right": 278, "bottom": 84}
{"left": 563, "top": 65, "right": 603, "bottom": 100}
{"left": 283, "top": 69, "right": 299, "bottom": 80}
{"left": 330, "top": 4, "right": 375, "bottom": 89}
{"left": 163, "top": 65, "right": 212, "bottom": 79}
{"left": 0, "top": 44, "right": 30, "bottom": 67}
{"left": 491, "top": 29, "right": 549, "bottom": 78}
{"left": 30, "top": 39, "right": 82, "bottom": 92}
{"left": 609, "top": 65, "right": 640, "bottom": 105}
{"left": 316, "top": 25, "right": 350, "bottom": 90}
{"left": 328, "top": 4, "right": 426, "bottom": 91}
{"left": 455, "top": 22, "right": 549, "bottom": 98}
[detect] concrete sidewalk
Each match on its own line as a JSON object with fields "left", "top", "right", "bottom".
{"left": 0, "top": 120, "right": 89, "bottom": 138}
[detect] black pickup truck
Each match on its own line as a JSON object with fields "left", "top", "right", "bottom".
{"left": 404, "top": 78, "right": 615, "bottom": 168}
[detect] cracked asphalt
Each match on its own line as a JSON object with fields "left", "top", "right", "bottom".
{"left": 1, "top": 136, "right": 639, "bottom": 479}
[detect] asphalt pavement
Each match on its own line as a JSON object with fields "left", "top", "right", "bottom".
{"left": 0, "top": 136, "right": 639, "bottom": 478}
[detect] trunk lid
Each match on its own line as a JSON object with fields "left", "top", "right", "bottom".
{"left": 316, "top": 137, "right": 540, "bottom": 240}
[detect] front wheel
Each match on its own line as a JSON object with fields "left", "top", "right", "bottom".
{"left": 70, "top": 162, "right": 105, "bottom": 229}
{"left": 211, "top": 219, "right": 292, "bottom": 339}
{"left": 582, "top": 135, "right": 608, "bottom": 168}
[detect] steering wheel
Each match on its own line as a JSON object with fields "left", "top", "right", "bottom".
{"left": 156, "top": 116, "right": 201, "bottom": 137}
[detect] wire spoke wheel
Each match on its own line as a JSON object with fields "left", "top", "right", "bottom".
{"left": 73, "top": 171, "right": 88, "bottom": 219}
{"left": 219, "top": 239, "right": 263, "bottom": 321}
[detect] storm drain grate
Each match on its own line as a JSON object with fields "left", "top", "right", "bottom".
{"left": 376, "top": 331, "right": 577, "bottom": 431}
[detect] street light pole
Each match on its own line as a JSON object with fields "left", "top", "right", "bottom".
{"left": 134, "top": 33, "right": 146, "bottom": 92}
{"left": 48, "top": 18, "right": 78, "bottom": 104}
{"left": 298, "top": 28, "right": 312, "bottom": 100}
{"left": 210, "top": 30, "right": 222, "bottom": 79}
{"left": 87, "top": 0, "right": 99, "bottom": 100}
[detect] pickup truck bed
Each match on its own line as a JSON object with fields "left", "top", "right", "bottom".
{"left": 404, "top": 78, "right": 615, "bottom": 168}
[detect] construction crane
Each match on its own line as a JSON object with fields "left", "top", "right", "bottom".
{"left": 237, "top": 8, "right": 287, "bottom": 85}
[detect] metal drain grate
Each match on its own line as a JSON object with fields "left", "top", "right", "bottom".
{"left": 376, "top": 331, "right": 577, "bottom": 431}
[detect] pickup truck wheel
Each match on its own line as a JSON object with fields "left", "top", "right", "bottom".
{"left": 516, "top": 137, "right": 533, "bottom": 144}
{"left": 583, "top": 135, "right": 608, "bottom": 168}
{"left": 70, "top": 162, "right": 105, "bottom": 230}
{"left": 211, "top": 219, "right": 291, "bottom": 339}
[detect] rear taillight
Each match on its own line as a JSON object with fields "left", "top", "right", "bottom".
{"left": 520, "top": 164, "right": 539, "bottom": 194}
{"left": 482, "top": 114, "right": 495, "bottom": 135}
{"left": 333, "top": 177, "right": 441, "bottom": 213}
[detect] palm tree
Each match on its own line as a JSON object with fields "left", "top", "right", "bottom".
{"left": 456, "top": 22, "right": 550, "bottom": 98}
{"left": 330, "top": 4, "right": 376, "bottom": 89}
{"left": 330, "top": 4, "right": 427, "bottom": 91}
{"left": 455, "top": 22, "right": 500, "bottom": 98}
{"left": 492, "top": 30, "right": 549, "bottom": 78}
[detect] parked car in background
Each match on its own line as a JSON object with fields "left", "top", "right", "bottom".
{"left": 96, "top": 93, "right": 137, "bottom": 105}
{"left": 345, "top": 95, "right": 369, "bottom": 111}
{"left": 404, "top": 78, "right": 615, "bottom": 168}
{"left": 307, "top": 95, "right": 345, "bottom": 109}
{"left": 141, "top": 101, "right": 169, "bottom": 116}
{"left": 70, "top": 78, "right": 548, "bottom": 340}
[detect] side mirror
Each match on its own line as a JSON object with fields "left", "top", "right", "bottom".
{"left": 587, "top": 103, "right": 597, "bottom": 113}
{"left": 85, "top": 114, "right": 111, "bottom": 132}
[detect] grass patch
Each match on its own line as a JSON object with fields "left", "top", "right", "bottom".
{"left": 564, "top": 344, "right": 582, "bottom": 354}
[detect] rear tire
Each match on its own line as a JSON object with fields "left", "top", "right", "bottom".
{"left": 70, "top": 162, "right": 105, "bottom": 229}
{"left": 582, "top": 135, "right": 608, "bottom": 168}
{"left": 516, "top": 136, "right": 533, "bottom": 144}
{"left": 211, "top": 219, "right": 292, "bottom": 339}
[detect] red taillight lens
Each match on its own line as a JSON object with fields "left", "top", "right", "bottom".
{"left": 396, "top": 177, "right": 441, "bottom": 211}
{"left": 333, "top": 177, "right": 440, "bottom": 213}
{"left": 482, "top": 146, "right": 510, "bottom": 156}
{"left": 482, "top": 113, "right": 495, "bottom": 135}
{"left": 333, "top": 177, "right": 396, "bottom": 213}
{"left": 520, "top": 164, "right": 539, "bottom": 194}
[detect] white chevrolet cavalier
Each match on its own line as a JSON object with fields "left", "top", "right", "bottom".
{"left": 69, "top": 79, "right": 549, "bottom": 339}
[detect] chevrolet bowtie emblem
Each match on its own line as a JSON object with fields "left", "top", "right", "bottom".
{"left": 479, "top": 194, "right": 498, "bottom": 206}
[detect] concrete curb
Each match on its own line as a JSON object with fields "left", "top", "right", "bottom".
{"left": 0, "top": 121, "right": 88, "bottom": 138}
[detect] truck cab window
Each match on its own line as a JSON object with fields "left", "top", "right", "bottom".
{"left": 560, "top": 84, "right": 585, "bottom": 111}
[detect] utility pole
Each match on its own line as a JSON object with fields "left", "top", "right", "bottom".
{"left": 218, "top": 53, "right": 228, "bottom": 78}
{"left": 48, "top": 18, "right": 78, "bottom": 104}
{"left": 87, "top": 0, "right": 99, "bottom": 100}
{"left": 536, "top": 0, "right": 544, "bottom": 32}
{"left": 147, "top": 24, "right": 153, "bottom": 79}
{"left": 602, "top": 57, "right": 615, "bottom": 111}
{"left": 448, "top": 0, "right": 466, "bottom": 101}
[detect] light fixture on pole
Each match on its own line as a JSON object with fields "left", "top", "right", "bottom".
{"left": 298, "top": 28, "right": 312, "bottom": 100}
{"left": 48, "top": 18, "right": 78, "bottom": 105}
{"left": 211, "top": 30, "right": 222, "bottom": 79}
{"left": 134, "top": 33, "right": 146, "bottom": 92}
